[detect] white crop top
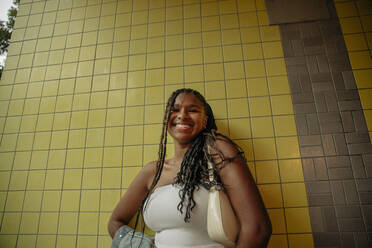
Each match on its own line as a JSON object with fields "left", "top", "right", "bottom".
{"left": 143, "top": 184, "right": 224, "bottom": 248}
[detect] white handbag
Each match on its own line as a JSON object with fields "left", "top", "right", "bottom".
{"left": 207, "top": 159, "right": 240, "bottom": 248}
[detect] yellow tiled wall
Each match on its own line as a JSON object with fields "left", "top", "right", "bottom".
{"left": 0, "top": 0, "right": 313, "bottom": 247}
{"left": 335, "top": 0, "right": 372, "bottom": 141}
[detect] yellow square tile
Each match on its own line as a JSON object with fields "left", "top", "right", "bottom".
{"left": 349, "top": 51, "right": 372, "bottom": 69}
{"left": 204, "top": 64, "right": 225, "bottom": 82}
{"left": 344, "top": 33, "right": 368, "bottom": 51}
{"left": 38, "top": 213, "right": 58, "bottom": 234}
{"left": 27, "top": 82, "right": 43, "bottom": 98}
{"left": 147, "top": 52, "right": 165, "bottom": 69}
{"left": 227, "top": 98, "right": 250, "bottom": 118}
{"left": 221, "top": 29, "right": 241, "bottom": 45}
{"left": 148, "top": 37, "right": 165, "bottom": 53}
{"left": 365, "top": 110, "right": 372, "bottom": 132}
{"left": 9, "top": 171, "right": 28, "bottom": 190}
{"left": 245, "top": 60, "right": 266, "bottom": 78}
{"left": 106, "top": 108, "right": 125, "bottom": 127}
{"left": 7, "top": 100, "right": 23, "bottom": 116}
{"left": 108, "top": 90, "right": 126, "bottom": 108}
{"left": 128, "top": 54, "right": 146, "bottom": 71}
{"left": 130, "top": 39, "right": 147, "bottom": 54}
{"left": 354, "top": 69, "right": 372, "bottom": 89}
{"left": 202, "top": 31, "right": 221, "bottom": 47}
{"left": 98, "top": 29, "right": 114, "bottom": 44}
{"left": 102, "top": 167, "right": 121, "bottom": 189}
{"left": 124, "top": 106, "right": 144, "bottom": 125}
{"left": 267, "top": 235, "right": 288, "bottom": 248}
{"left": 0, "top": 171, "right": 11, "bottom": 190}
{"left": 79, "top": 46, "right": 96, "bottom": 61}
{"left": 256, "top": 160, "right": 280, "bottom": 183}
{"left": 271, "top": 95, "right": 294, "bottom": 115}
{"left": 36, "top": 114, "right": 53, "bottom": 131}
{"left": 123, "top": 167, "right": 141, "bottom": 188}
{"left": 61, "top": 190, "right": 80, "bottom": 211}
{"left": 86, "top": 128, "right": 105, "bottom": 148}
{"left": 53, "top": 112, "right": 70, "bottom": 130}
{"left": 68, "top": 129, "right": 86, "bottom": 148}
{"left": 13, "top": 151, "right": 31, "bottom": 170}
{"left": 185, "top": 65, "right": 204, "bottom": 83}
{"left": 339, "top": 17, "right": 363, "bottom": 34}
{"left": 258, "top": 11, "right": 269, "bottom": 26}
{"left": 50, "top": 131, "right": 68, "bottom": 149}
{"left": 4, "top": 116, "right": 21, "bottom": 133}
{"left": 103, "top": 147, "right": 123, "bottom": 167}
{"left": 273, "top": 115, "right": 297, "bottom": 137}
{"left": 42, "top": 81, "right": 59, "bottom": 97}
{"left": 220, "top": 14, "right": 239, "bottom": 29}
{"left": 265, "top": 58, "right": 287, "bottom": 76}
{"left": 288, "top": 234, "right": 314, "bottom": 248}
{"left": 249, "top": 97, "right": 272, "bottom": 116}
{"left": 58, "top": 79, "right": 75, "bottom": 95}
{"left": 81, "top": 32, "right": 98, "bottom": 47}
{"left": 361, "top": 15, "right": 372, "bottom": 32}
{"left": 72, "top": 93, "right": 90, "bottom": 111}
{"left": 131, "top": 25, "right": 147, "bottom": 40}
{"left": 282, "top": 182, "right": 308, "bottom": 207}
{"left": 90, "top": 91, "right": 108, "bottom": 109}
{"left": 203, "top": 47, "right": 222, "bottom": 64}
{"left": 114, "top": 27, "right": 130, "bottom": 42}
{"left": 82, "top": 168, "right": 101, "bottom": 189}
{"left": 258, "top": 183, "right": 283, "bottom": 208}
{"left": 246, "top": 77, "right": 269, "bottom": 97}
{"left": 18, "top": 53, "right": 34, "bottom": 68}
{"left": 94, "top": 58, "right": 111, "bottom": 75}
{"left": 184, "top": 17, "right": 201, "bottom": 33}
{"left": 360, "top": 89, "right": 372, "bottom": 109}
{"left": 123, "top": 145, "right": 143, "bottom": 166}
{"left": 44, "top": 170, "right": 63, "bottom": 190}
{"left": 223, "top": 45, "right": 243, "bottom": 62}
{"left": 18, "top": 236, "right": 37, "bottom": 248}
{"left": 16, "top": 133, "right": 34, "bottom": 151}
{"left": 267, "top": 208, "right": 287, "bottom": 234}
{"left": 77, "top": 60, "right": 94, "bottom": 77}
{"left": 263, "top": 41, "right": 284, "bottom": 58}
{"left": 276, "top": 136, "right": 300, "bottom": 159}
{"left": 124, "top": 125, "right": 143, "bottom": 145}
{"left": 111, "top": 56, "right": 128, "bottom": 73}
{"left": 184, "top": 48, "right": 203, "bottom": 65}
{"left": 165, "top": 35, "right": 184, "bottom": 50}
{"left": 25, "top": 26, "right": 40, "bottom": 40}
{"left": 260, "top": 25, "right": 281, "bottom": 42}
{"left": 16, "top": 68, "right": 32, "bottom": 83}
{"left": 83, "top": 147, "right": 103, "bottom": 168}
{"left": 285, "top": 207, "right": 312, "bottom": 233}
{"left": 105, "top": 126, "right": 124, "bottom": 146}
{"left": 58, "top": 212, "right": 78, "bottom": 234}
{"left": 47, "top": 149, "right": 66, "bottom": 169}
{"left": 205, "top": 81, "right": 226, "bottom": 100}
{"left": 23, "top": 191, "right": 42, "bottom": 212}
{"left": 63, "top": 169, "right": 83, "bottom": 190}
{"left": 110, "top": 72, "right": 127, "bottom": 90}
{"left": 149, "top": 22, "right": 165, "bottom": 37}
{"left": 41, "top": 191, "right": 61, "bottom": 211}
{"left": 225, "top": 61, "right": 245, "bottom": 80}
{"left": 70, "top": 111, "right": 88, "bottom": 129}
{"left": 145, "top": 86, "right": 164, "bottom": 105}
{"left": 165, "top": 50, "right": 183, "bottom": 67}
{"left": 165, "top": 20, "right": 183, "bottom": 35}
{"left": 65, "top": 148, "right": 84, "bottom": 169}
{"left": 33, "top": 131, "right": 51, "bottom": 150}
{"left": 77, "top": 236, "right": 98, "bottom": 248}
{"left": 253, "top": 138, "right": 277, "bottom": 160}
{"left": 39, "top": 96, "right": 56, "bottom": 114}
{"left": 208, "top": 99, "right": 227, "bottom": 120}
{"left": 144, "top": 124, "right": 162, "bottom": 144}
{"left": 0, "top": 152, "right": 13, "bottom": 171}
{"left": 238, "top": 11, "right": 259, "bottom": 27}
{"left": 99, "top": 15, "right": 115, "bottom": 29}
{"left": 1, "top": 212, "right": 22, "bottom": 234}
{"left": 226, "top": 79, "right": 247, "bottom": 98}
{"left": 228, "top": 118, "right": 251, "bottom": 139}
{"left": 88, "top": 109, "right": 106, "bottom": 128}
{"left": 144, "top": 104, "right": 163, "bottom": 124}
{"left": 80, "top": 190, "right": 100, "bottom": 211}
{"left": 241, "top": 27, "right": 261, "bottom": 43}
{"left": 279, "top": 159, "right": 304, "bottom": 182}
{"left": 29, "top": 151, "right": 48, "bottom": 170}
{"left": 128, "top": 70, "right": 145, "bottom": 88}
{"left": 5, "top": 191, "right": 25, "bottom": 212}
{"left": 251, "top": 117, "right": 274, "bottom": 138}
{"left": 0, "top": 133, "right": 17, "bottom": 152}
{"left": 267, "top": 76, "right": 291, "bottom": 95}
{"left": 78, "top": 213, "right": 98, "bottom": 235}
{"left": 91, "top": 73, "right": 108, "bottom": 92}
{"left": 165, "top": 67, "right": 184, "bottom": 84}
{"left": 185, "top": 33, "right": 203, "bottom": 49}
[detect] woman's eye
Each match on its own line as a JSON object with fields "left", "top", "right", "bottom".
{"left": 171, "top": 108, "right": 179, "bottom": 112}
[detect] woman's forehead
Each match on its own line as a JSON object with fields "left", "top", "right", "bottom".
{"left": 173, "top": 93, "right": 204, "bottom": 106}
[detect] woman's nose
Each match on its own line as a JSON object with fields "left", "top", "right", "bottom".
{"left": 177, "top": 109, "right": 188, "bottom": 120}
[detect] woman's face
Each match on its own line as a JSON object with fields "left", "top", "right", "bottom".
{"left": 168, "top": 93, "right": 208, "bottom": 145}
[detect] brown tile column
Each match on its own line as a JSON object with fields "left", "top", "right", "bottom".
{"left": 271, "top": 0, "right": 372, "bottom": 247}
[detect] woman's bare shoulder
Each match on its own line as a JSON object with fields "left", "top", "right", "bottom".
{"left": 212, "top": 134, "right": 241, "bottom": 158}
{"left": 140, "top": 161, "right": 158, "bottom": 189}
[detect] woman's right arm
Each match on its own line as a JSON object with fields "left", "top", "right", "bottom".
{"left": 108, "top": 162, "right": 156, "bottom": 238}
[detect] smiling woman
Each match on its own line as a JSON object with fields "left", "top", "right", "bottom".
{"left": 108, "top": 88, "right": 272, "bottom": 248}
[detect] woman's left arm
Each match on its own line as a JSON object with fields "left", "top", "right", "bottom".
{"left": 214, "top": 138, "right": 272, "bottom": 248}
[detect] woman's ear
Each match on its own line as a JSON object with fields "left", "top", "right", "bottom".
{"left": 203, "top": 116, "right": 208, "bottom": 128}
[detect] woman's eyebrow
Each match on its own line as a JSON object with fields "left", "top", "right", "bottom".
{"left": 173, "top": 103, "right": 202, "bottom": 108}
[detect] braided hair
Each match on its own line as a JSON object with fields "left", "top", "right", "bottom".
{"left": 133, "top": 88, "right": 244, "bottom": 235}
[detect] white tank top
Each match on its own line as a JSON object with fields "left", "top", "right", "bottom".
{"left": 143, "top": 184, "right": 224, "bottom": 248}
